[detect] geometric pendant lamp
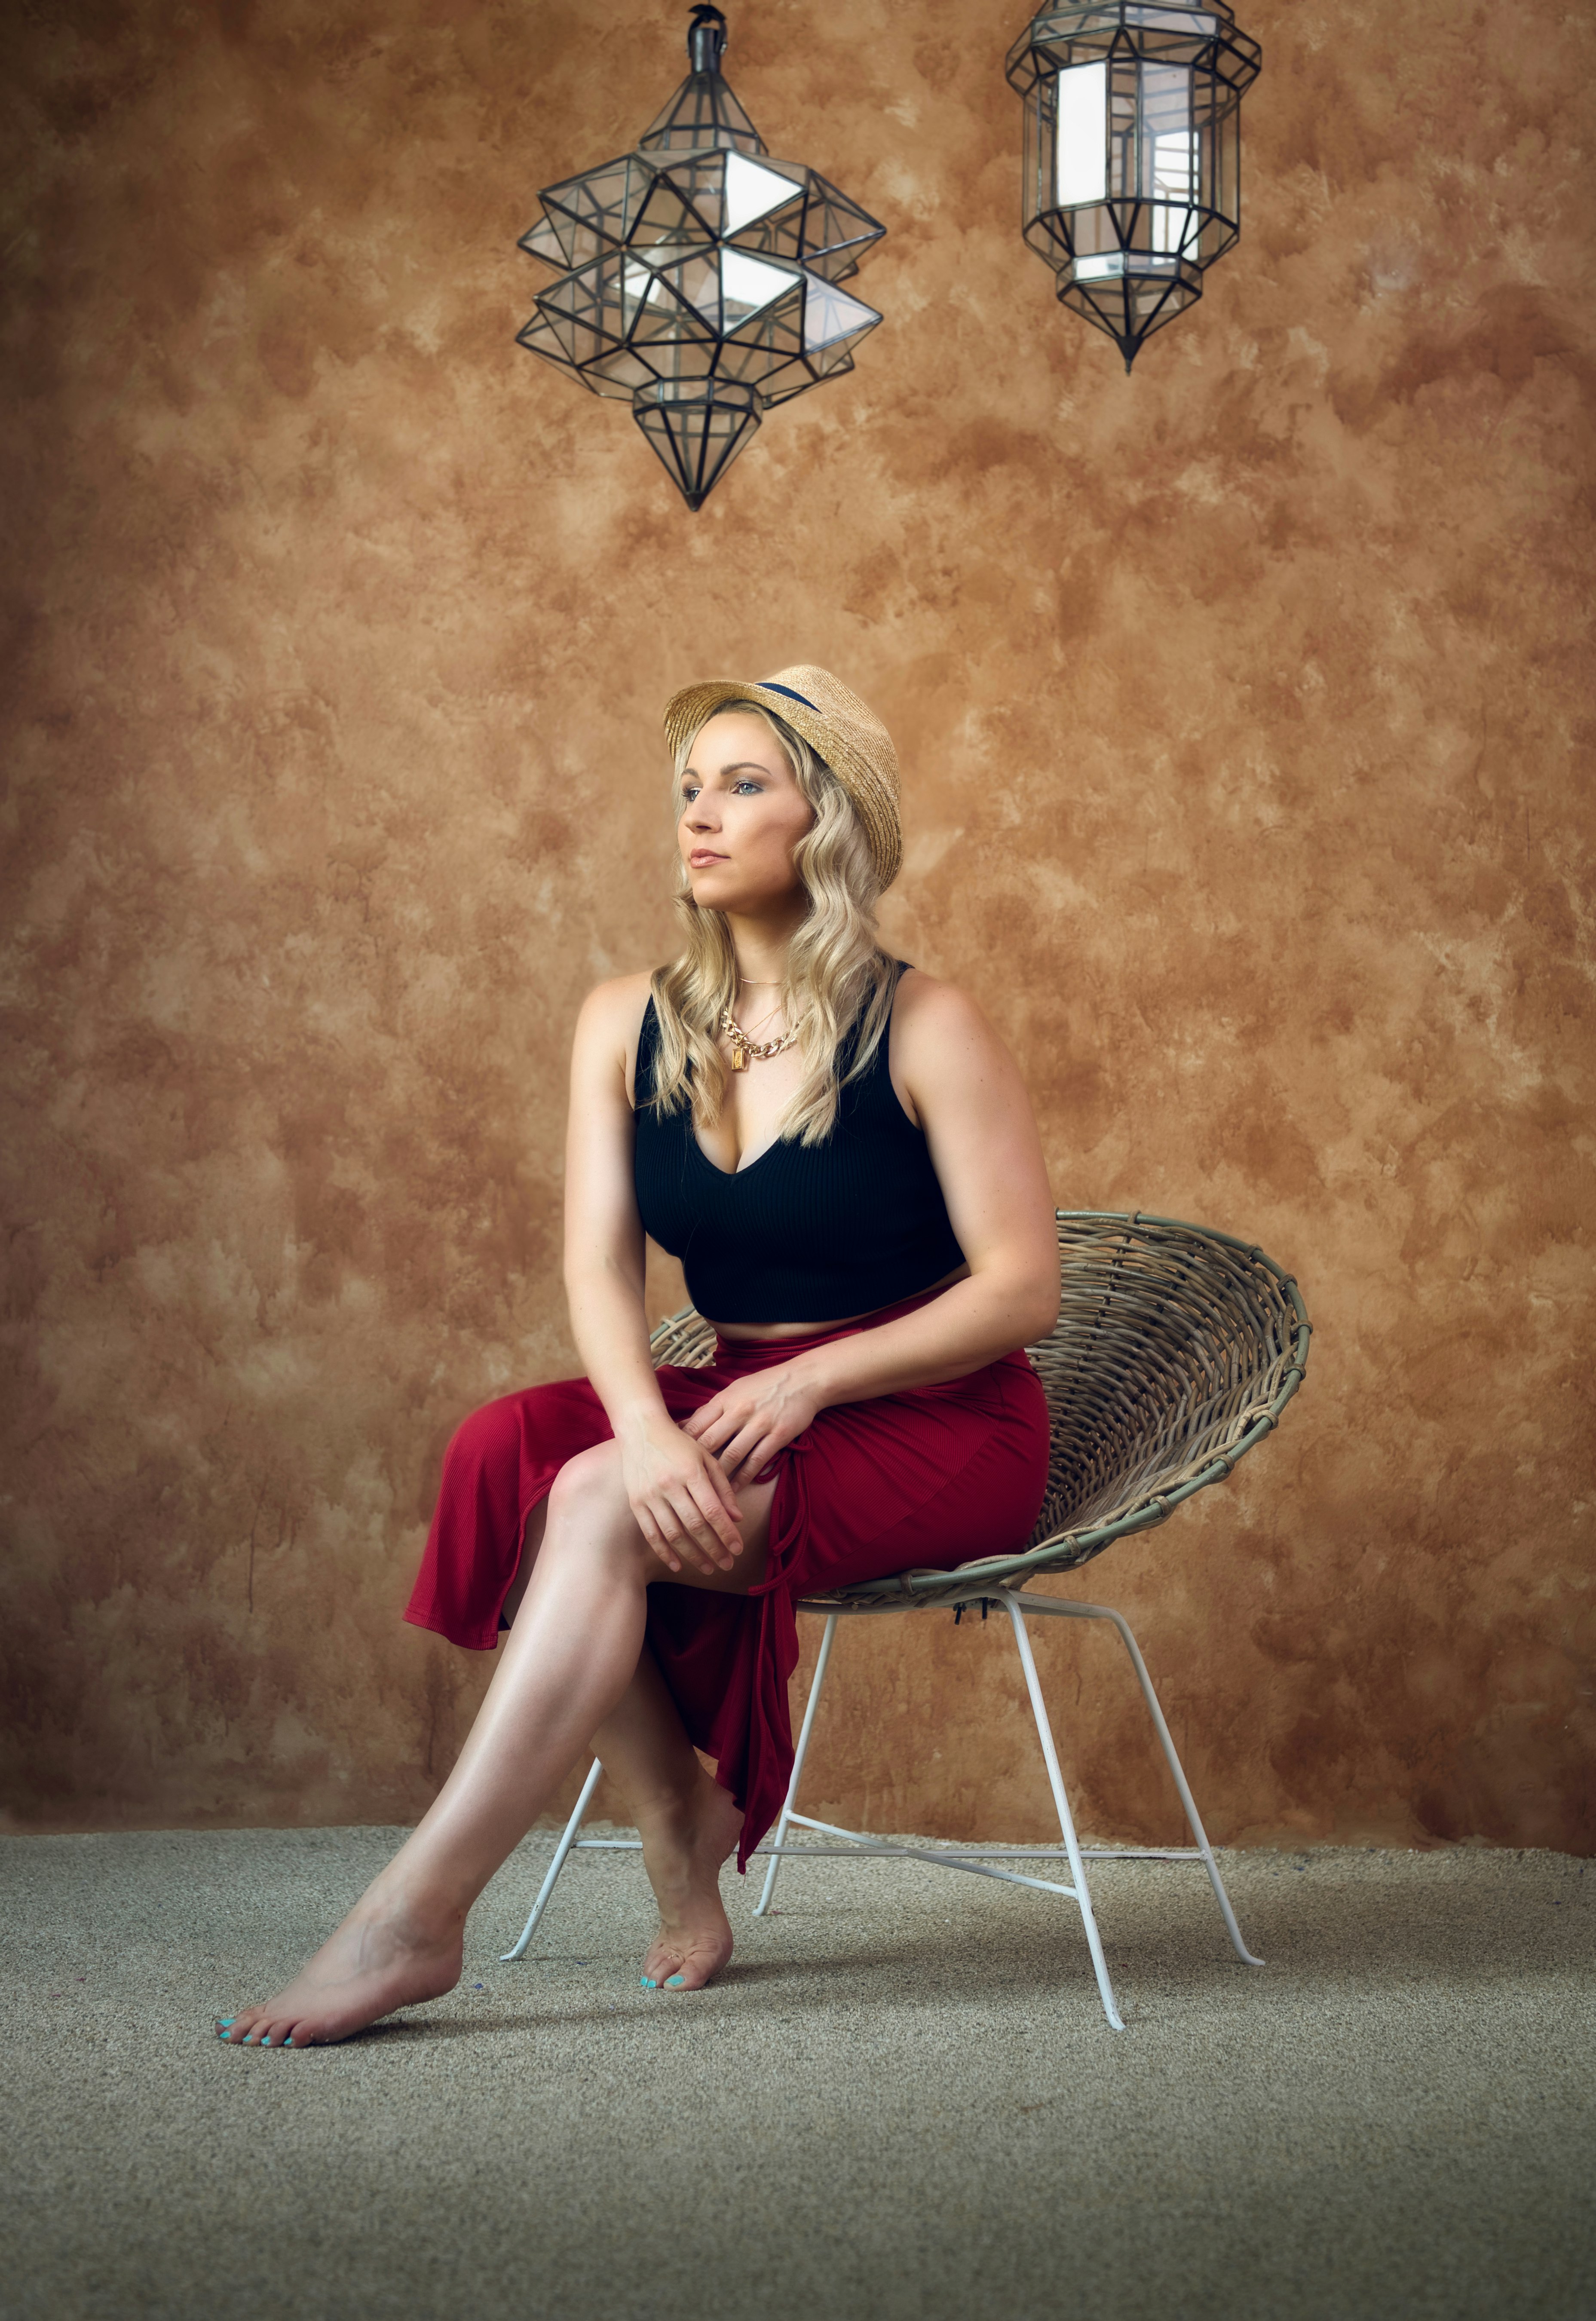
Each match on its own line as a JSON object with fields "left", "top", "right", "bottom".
{"left": 517, "top": 5, "right": 886, "bottom": 509}
{"left": 1006, "top": 2, "right": 1262, "bottom": 373}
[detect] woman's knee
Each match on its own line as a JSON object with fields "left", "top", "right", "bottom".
{"left": 546, "top": 1440, "right": 633, "bottom": 1533}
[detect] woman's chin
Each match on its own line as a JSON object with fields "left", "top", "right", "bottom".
{"left": 687, "top": 873, "right": 750, "bottom": 912}
{"left": 687, "top": 872, "right": 799, "bottom": 917}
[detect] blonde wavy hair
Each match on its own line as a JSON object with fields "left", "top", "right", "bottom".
{"left": 648, "top": 701, "right": 896, "bottom": 1147}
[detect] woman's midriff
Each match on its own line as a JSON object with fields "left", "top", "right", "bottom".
{"left": 705, "top": 1267, "right": 971, "bottom": 1344}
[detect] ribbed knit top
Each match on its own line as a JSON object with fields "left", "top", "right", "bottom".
{"left": 633, "top": 967, "right": 967, "bottom": 1324}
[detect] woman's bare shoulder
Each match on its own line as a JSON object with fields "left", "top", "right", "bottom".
{"left": 892, "top": 966, "right": 998, "bottom": 1045}
{"left": 570, "top": 973, "right": 656, "bottom": 1097}
{"left": 886, "top": 969, "right": 1014, "bottom": 1125}
{"left": 576, "top": 970, "right": 655, "bottom": 1035}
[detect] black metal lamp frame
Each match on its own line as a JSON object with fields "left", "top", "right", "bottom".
{"left": 517, "top": 6, "right": 886, "bottom": 509}
{"left": 1006, "top": 2, "right": 1262, "bottom": 372}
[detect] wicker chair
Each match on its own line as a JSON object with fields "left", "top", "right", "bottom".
{"left": 502, "top": 1211, "right": 1311, "bottom": 2029}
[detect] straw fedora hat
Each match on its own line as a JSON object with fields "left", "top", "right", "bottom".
{"left": 662, "top": 664, "right": 903, "bottom": 891}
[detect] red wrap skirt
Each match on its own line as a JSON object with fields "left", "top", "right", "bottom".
{"left": 404, "top": 1309, "right": 1050, "bottom": 1870}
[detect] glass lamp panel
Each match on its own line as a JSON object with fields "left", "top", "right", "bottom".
{"left": 724, "top": 302, "right": 806, "bottom": 363}
{"left": 631, "top": 172, "right": 717, "bottom": 248}
{"left": 744, "top": 208, "right": 808, "bottom": 265}
{"left": 622, "top": 251, "right": 711, "bottom": 330}
{"left": 632, "top": 381, "right": 764, "bottom": 511}
{"left": 639, "top": 71, "right": 764, "bottom": 157}
{"left": 515, "top": 313, "right": 576, "bottom": 370}
{"left": 649, "top": 346, "right": 717, "bottom": 387}
{"left": 534, "top": 304, "right": 617, "bottom": 371}
{"left": 544, "top": 159, "right": 640, "bottom": 254}
{"left": 792, "top": 172, "right": 884, "bottom": 270}
{"left": 539, "top": 262, "right": 617, "bottom": 336}
{"left": 724, "top": 152, "right": 798, "bottom": 232}
{"left": 578, "top": 346, "right": 660, "bottom": 398}
{"left": 1142, "top": 64, "right": 1197, "bottom": 254}
{"left": 1107, "top": 63, "right": 1138, "bottom": 199}
{"left": 754, "top": 358, "right": 821, "bottom": 406}
{"left": 680, "top": 252, "right": 724, "bottom": 316}
{"left": 519, "top": 215, "right": 567, "bottom": 267}
{"left": 720, "top": 248, "right": 803, "bottom": 322}
{"left": 1212, "top": 99, "right": 1241, "bottom": 228}
{"left": 620, "top": 257, "right": 660, "bottom": 331}
{"left": 1054, "top": 61, "right": 1109, "bottom": 206}
{"left": 802, "top": 276, "right": 879, "bottom": 352}
{"left": 1071, "top": 202, "right": 1119, "bottom": 260}
{"left": 1023, "top": 210, "right": 1073, "bottom": 268}
{"left": 665, "top": 153, "right": 731, "bottom": 230}
{"left": 716, "top": 339, "right": 798, "bottom": 388}
{"left": 1022, "top": 79, "right": 1050, "bottom": 230}
{"left": 1124, "top": 5, "right": 1218, "bottom": 30}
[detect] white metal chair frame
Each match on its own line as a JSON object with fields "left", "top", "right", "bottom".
{"left": 502, "top": 1211, "right": 1311, "bottom": 2030}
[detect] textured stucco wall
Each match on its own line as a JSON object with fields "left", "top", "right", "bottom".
{"left": 3, "top": 0, "right": 1592, "bottom": 1852}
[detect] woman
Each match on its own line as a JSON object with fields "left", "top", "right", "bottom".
{"left": 217, "top": 666, "right": 1059, "bottom": 2047}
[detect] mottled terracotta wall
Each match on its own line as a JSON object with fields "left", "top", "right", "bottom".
{"left": 3, "top": 0, "right": 1592, "bottom": 1851}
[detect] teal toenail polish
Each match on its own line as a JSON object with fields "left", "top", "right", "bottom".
{"left": 665, "top": 1975, "right": 685, "bottom": 1988}
{"left": 640, "top": 1975, "right": 656, "bottom": 1989}
{"left": 284, "top": 2036, "right": 294, "bottom": 2047}
{"left": 218, "top": 2018, "right": 235, "bottom": 2027}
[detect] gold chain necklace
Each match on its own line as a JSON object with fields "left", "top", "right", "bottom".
{"left": 718, "top": 1005, "right": 802, "bottom": 1073}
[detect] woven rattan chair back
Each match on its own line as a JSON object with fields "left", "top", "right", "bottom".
{"left": 647, "top": 1209, "right": 1310, "bottom": 1605}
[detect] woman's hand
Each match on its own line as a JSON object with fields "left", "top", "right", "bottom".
{"left": 619, "top": 1411, "right": 745, "bottom": 1577}
{"left": 681, "top": 1361, "right": 821, "bottom": 1484}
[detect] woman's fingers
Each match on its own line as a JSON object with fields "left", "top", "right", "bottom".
{"left": 625, "top": 1426, "right": 757, "bottom": 1574}
{"left": 641, "top": 1495, "right": 712, "bottom": 1577}
{"left": 686, "top": 1404, "right": 737, "bottom": 1455}
{"left": 668, "top": 1478, "right": 738, "bottom": 1565}
{"left": 718, "top": 1422, "right": 778, "bottom": 1481}
{"left": 634, "top": 1506, "right": 683, "bottom": 1574}
{"left": 701, "top": 1445, "right": 744, "bottom": 1518}
{"left": 647, "top": 1480, "right": 724, "bottom": 1571}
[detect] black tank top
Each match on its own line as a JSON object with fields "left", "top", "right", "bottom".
{"left": 633, "top": 966, "right": 967, "bottom": 1324}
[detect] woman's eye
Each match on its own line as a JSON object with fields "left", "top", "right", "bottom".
{"left": 681, "top": 786, "right": 700, "bottom": 803}
{"left": 732, "top": 780, "right": 763, "bottom": 796}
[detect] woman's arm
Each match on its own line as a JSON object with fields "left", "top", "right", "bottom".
{"left": 564, "top": 977, "right": 745, "bottom": 1575}
{"left": 683, "top": 973, "right": 1059, "bottom": 1479}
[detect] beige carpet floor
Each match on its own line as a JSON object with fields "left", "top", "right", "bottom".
{"left": 0, "top": 1828, "right": 1590, "bottom": 2321}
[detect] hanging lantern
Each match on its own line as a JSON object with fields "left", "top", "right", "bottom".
{"left": 517, "top": 5, "right": 885, "bottom": 510}
{"left": 1006, "top": 3, "right": 1261, "bottom": 373}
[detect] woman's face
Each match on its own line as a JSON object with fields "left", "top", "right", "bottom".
{"left": 677, "top": 710, "right": 814, "bottom": 916}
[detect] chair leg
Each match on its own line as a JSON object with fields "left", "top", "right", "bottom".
{"left": 1094, "top": 1605, "right": 1264, "bottom": 1967}
{"left": 500, "top": 1755, "right": 604, "bottom": 1962}
{"left": 1007, "top": 1595, "right": 1264, "bottom": 1967}
{"left": 753, "top": 1613, "right": 839, "bottom": 1919}
{"left": 999, "top": 1592, "right": 1125, "bottom": 2031}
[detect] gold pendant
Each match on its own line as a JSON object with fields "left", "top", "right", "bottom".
{"left": 732, "top": 1044, "right": 749, "bottom": 1072}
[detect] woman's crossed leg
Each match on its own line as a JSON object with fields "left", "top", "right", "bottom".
{"left": 217, "top": 1441, "right": 776, "bottom": 2047}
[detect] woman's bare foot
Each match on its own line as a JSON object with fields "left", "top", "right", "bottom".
{"left": 635, "top": 1770, "right": 744, "bottom": 1992}
{"left": 215, "top": 1893, "right": 464, "bottom": 2048}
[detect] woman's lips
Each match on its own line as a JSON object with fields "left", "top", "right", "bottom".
{"left": 688, "top": 849, "right": 727, "bottom": 867}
